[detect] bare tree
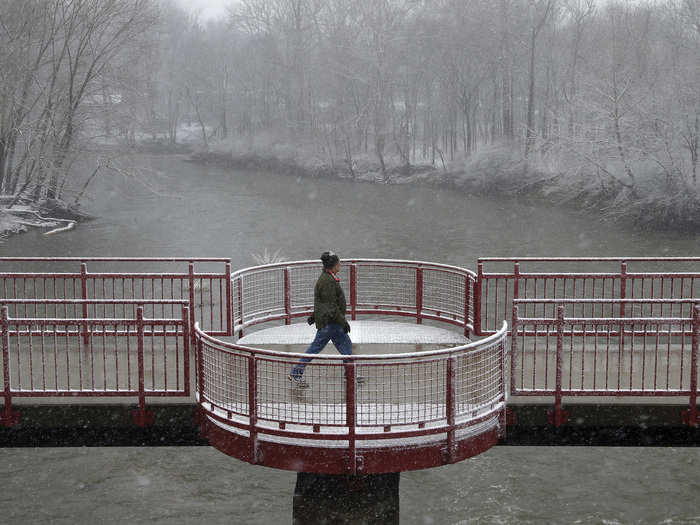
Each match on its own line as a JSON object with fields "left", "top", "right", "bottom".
{"left": 525, "top": 0, "right": 556, "bottom": 158}
{"left": 0, "top": 0, "right": 157, "bottom": 207}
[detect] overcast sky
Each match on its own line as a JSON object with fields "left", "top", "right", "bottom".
{"left": 173, "top": 0, "right": 662, "bottom": 22}
{"left": 174, "top": 0, "right": 229, "bottom": 20}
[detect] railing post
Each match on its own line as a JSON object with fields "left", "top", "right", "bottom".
{"left": 1, "top": 306, "right": 18, "bottom": 427}
{"left": 619, "top": 261, "right": 628, "bottom": 350}
{"left": 416, "top": 267, "right": 423, "bottom": 325}
{"left": 463, "top": 275, "right": 471, "bottom": 337}
{"left": 237, "top": 277, "right": 244, "bottom": 338}
{"left": 474, "top": 262, "right": 483, "bottom": 336}
{"left": 511, "top": 305, "right": 519, "bottom": 397}
{"left": 445, "top": 355, "right": 456, "bottom": 463}
{"left": 183, "top": 305, "right": 191, "bottom": 397}
{"left": 196, "top": 330, "right": 205, "bottom": 397}
{"left": 550, "top": 305, "right": 567, "bottom": 427}
{"left": 284, "top": 267, "right": 291, "bottom": 325}
{"left": 513, "top": 261, "right": 520, "bottom": 305}
{"left": 81, "top": 263, "right": 89, "bottom": 345}
{"left": 499, "top": 336, "right": 508, "bottom": 439}
{"left": 619, "top": 261, "right": 628, "bottom": 317}
{"left": 196, "top": 335, "right": 207, "bottom": 439}
{"left": 188, "top": 262, "right": 196, "bottom": 340}
{"left": 346, "top": 360, "right": 356, "bottom": 474}
{"left": 248, "top": 354, "right": 258, "bottom": 463}
{"left": 687, "top": 305, "right": 699, "bottom": 427}
{"left": 350, "top": 264, "right": 357, "bottom": 321}
{"left": 225, "top": 262, "right": 232, "bottom": 336}
{"left": 133, "top": 305, "right": 153, "bottom": 426}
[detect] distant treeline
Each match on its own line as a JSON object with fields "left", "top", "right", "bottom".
{"left": 1, "top": 1, "right": 698, "bottom": 227}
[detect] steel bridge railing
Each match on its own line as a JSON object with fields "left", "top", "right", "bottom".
{"left": 476, "top": 257, "right": 700, "bottom": 336}
{"left": 0, "top": 300, "right": 190, "bottom": 427}
{"left": 0, "top": 257, "right": 232, "bottom": 337}
{"left": 2, "top": 255, "right": 698, "bottom": 431}
{"left": 231, "top": 259, "right": 476, "bottom": 338}
{"left": 194, "top": 321, "right": 507, "bottom": 474}
{"left": 511, "top": 299, "right": 700, "bottom": 427}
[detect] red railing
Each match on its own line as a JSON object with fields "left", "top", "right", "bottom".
{"left": 231, "top": 259, "right": 476, "bottom": 338}
{"left": 511, "top": 299, "right": 700, "bottom": 427}
{"left": 476, "top": 257, "right": 700, "bottom": 336}
{"left": 1, "top": 255, "right": 698, "bottom": 435}
{"left": 196, "top": 259, "right": 497, "bottom": 474}
{"left": 0, "top": 257, "right": 232, "bottom": 336}
{"left": 194, "top": 321, "right": 507, "bottom": 474}
{"left": 0, "top": 299, "right": 190, "bottom": 427}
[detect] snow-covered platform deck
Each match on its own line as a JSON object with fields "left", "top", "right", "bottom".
{"left": 238, "top": 320, "right": 469, "bottom": 346}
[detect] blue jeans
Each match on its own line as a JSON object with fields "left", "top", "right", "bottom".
{"left": 290, "top": 323, "right": 352, "bottom": 378}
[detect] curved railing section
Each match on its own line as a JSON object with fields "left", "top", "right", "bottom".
{"left": 194, "top": 318, "right": 507, "bottom": 475}
{"left": 230, "top": 259, "right": 476, "bottom": 338}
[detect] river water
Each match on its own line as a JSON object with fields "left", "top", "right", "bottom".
{"left": 0, "top": 155, "right": 698, "bottom": 524}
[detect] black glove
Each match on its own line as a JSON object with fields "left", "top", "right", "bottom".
{"left": 343, "top": 320, "right": 350, "bottom": 333}
{"left": 307, "top": 315, "right": 315, "bottom": 325}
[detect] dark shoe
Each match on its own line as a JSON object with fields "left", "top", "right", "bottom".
{"left": 288, "top": 374, "right": 309, "bottom": 388}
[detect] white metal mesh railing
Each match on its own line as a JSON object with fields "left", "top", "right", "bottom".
{"left": 230, "top": 259, "right": 476, "bottom": 334}
{"left": 355, "top": 264, "right": 417, "bottom": 310}
{"left": 195, "top": 321, "right": 507, "bottom": 437}
{"left": 194, "top": 259, "right": 501, "bottom": 474}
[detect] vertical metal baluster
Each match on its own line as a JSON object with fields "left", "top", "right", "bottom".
{"left": 653, "top": 318, "right": 660, "bottom": 391}
{"left": 553, "top": 305, "right": 565, "bottom": 426}
{"left": 114, "top": 320, "right": 119, "bottom": 392}
{"left": 593, "top": 324, "right": 599, "bottom": 391}
{"left": 1, "top": 307, "right": 15, "bottom": 426}
{"left": 446, "top": 355, "right": 456, "bottom": 462}
{"left": 126, "top": 320, "right": 132, "bottom": 392}
{"left": 163, "top": 318, "right": 168, "bottom": 392}
{"left": 629, "top": 321, "right": 634, "bottom": 391}
{"left": 544, "top": 322, "right": 550, "bottom": 391}
{"left": 102, "top": 320, "right": 107, "bottom": 391}
{"left": 511, "top": 306, "right": 518, "bottom": 396}
{"left": 89, "top": 319, "right": 95, "bottom": 390}
{"left": 28, "top": 320, "right": 34, "bottom": 392}
{"left": 175, "top": 309, "right": 181, "bottom": 392}
{"left": 605, "top": 322, "right": 610, "bottom": 391}
{"left": 666, "top": 321, "right": 672, "bottom": 390}
{"left": 248, "top": 354, "right": 258, "bottom": 463}
{"left": 135, "top": 306, "right": 146, "bottom": 425}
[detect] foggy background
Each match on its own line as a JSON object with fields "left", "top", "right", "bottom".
{"left": 0, "top": 0, "right": 698, "bottom": 232}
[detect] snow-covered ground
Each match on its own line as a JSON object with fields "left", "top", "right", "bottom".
{"left": 238, "top": 320, "right": 468, "bottom": 345}
{"left": 0, "top": 206, "right": 76, "bottom": 240}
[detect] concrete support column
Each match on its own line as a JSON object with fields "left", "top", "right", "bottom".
{"left": 293, "top": 472, "right": 400, "bottom": 524}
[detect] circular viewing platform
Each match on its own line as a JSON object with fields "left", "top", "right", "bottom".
{"left": 194, "top": 259, "right": 507, "bottom": 475}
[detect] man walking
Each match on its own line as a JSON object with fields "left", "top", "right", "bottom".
{"left": 288, "top": 251, "right": 359, "bottom": 387}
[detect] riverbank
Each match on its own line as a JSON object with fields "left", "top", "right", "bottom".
{"left": 189, "top": 146, "right": 551, "bottom": 195}
{"left": 189, "top": 146, "right": 700, "bottom": 232}
{"left": 0, "top": 199, "right": 88, "bottom": 241}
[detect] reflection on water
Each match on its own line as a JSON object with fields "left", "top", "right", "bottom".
{"left": 1, "top": 155, "right": 698, "bottom": 524}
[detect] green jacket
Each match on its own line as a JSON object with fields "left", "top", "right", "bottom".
{"left": 313, "top": 270, "right": 347, "bottom": 330}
